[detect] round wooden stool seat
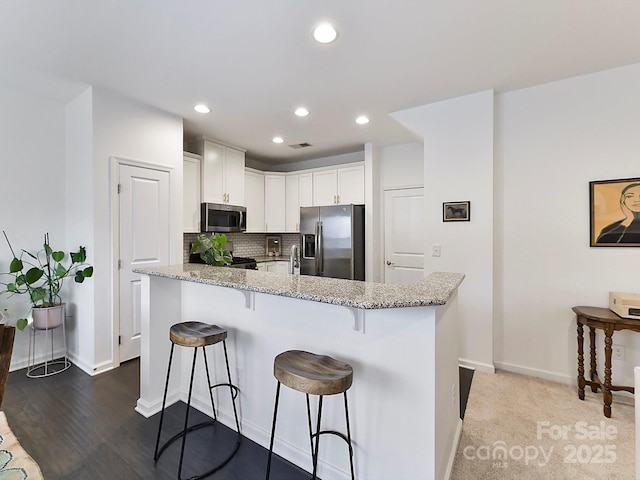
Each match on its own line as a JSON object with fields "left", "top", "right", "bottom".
{"left": 169, "top": 321, "right": 227, "bottom": 348}
{"left": 274, "top": 350, "right": 353, "bottom": 396}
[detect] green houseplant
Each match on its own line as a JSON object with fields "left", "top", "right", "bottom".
{"left": 0, "top": 232, "right": 94, "bottom": 331}
{"left": 190, "top": 233, "right": 232, "bottom": 266}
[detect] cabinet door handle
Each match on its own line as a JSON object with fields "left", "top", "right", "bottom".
{"left": 386, "top": 261, "right": 394, "bottom": 266}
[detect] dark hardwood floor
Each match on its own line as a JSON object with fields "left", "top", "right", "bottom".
{"left": 3, "top": 359, "right": 309, "bottom": 480}
{"left": 459, "top": 366, "right": 474, "bottom": 420}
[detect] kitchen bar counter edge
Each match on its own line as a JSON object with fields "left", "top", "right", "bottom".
{"left": 133, "top": 263, "right": 464, "bottom": 309}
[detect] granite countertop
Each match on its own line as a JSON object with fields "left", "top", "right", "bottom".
{"left": 133, "top": 264, "right": 464, "bottom": 309}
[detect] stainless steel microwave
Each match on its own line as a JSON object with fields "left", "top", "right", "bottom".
{"left": 200, "top": 203, "right": 247, "bottom": 233}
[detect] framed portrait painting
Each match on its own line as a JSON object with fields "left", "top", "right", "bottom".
{"left": 590, "top": 177, "right": 640, "bottom": 247}
{"left": 443, "top": 201, "right": 470, "bottom": 222}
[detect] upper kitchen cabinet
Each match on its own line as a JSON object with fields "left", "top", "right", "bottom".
{"left": 265, "top": 174, "right": 286, "bottom": 232}
{"left": 285, "top": 174, "right": 299, "bottom": 232}
{"left": 183, "top": 152, "right": 201, "bottom": 233}
{"left": 312, "top": 163, "right": 364, "bottom": 206}
{"left": 244, "top": 169, "right": 265, "bottom": 233}
{"left": 201, "top": 139, "right": 246, "bottom": 205}
{"left": 299, "top": 173, "right": 313, "bottom": 207}
{"left": 285, "top": 173, "right": 312, "bottom": 232}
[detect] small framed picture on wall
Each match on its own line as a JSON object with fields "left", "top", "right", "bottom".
{"left": 443, "top": 201, "right": 470, "bottom": 222}
{"left": 590, "top": 177, "right": 640, "bottom": 246}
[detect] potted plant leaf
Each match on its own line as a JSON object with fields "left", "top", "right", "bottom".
{"left": 0, "top": 232, "right": 94, "bottom": 331}
{"left": 190, "top": 233, "right": 232, "bottom": 266}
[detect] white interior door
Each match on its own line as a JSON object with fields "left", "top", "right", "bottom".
{"left": 119, "top": 164, "right": 170, "bottom": 362}
{"left": 384, "top": 188, "right": 425, "bottom": 284}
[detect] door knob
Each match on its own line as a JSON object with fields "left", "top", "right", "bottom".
{"left": 386, "top": 261, "right": 394, "bottom": 266}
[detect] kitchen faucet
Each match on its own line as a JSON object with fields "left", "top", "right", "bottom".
{"left": 289, "top": 244, "right": 300, "bottom": 274}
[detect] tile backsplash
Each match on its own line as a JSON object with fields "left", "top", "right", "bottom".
{"left": 183, "top": 232, "right": 300, "bottom": 262}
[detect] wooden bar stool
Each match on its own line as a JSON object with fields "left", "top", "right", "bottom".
{"left": 266, "top": 350, "right": 355, "bottom": 480}
{"left": 154, "top": 321, "right": 241, "bottom": 479}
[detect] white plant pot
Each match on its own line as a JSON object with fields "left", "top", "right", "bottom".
{"left": 32, "top": 304, "right": 64, "bottom": 330}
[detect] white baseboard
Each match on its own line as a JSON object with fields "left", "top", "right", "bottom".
{"left": 135, "top": 391, "right": 180, "bottom": 418}
{"left": 445, "top": 418, "right": 463, "bottom": 480}
{"left": 459, "top": 357, "right": 495, "bottom": 374}
{"left": 9, "top": 347, "right": 67, "bottom": 372}
{"left": 494, "top": 360, "right": 574, "bottom": 385}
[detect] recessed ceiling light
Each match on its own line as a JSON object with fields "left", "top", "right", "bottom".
{"left": 313, "top": 23, "right": 337, "bottom": 44}
{"left": 272, "top": 136, "right": 284, "bottom": 144}
{"left": 295, "top": 107, "right": 309, "bottom": 117}
{"left": 194, "top": 104, "right": 210, "bottom": 113}
{"left": 355, "top": 115, "right": 370, "bottom": 125}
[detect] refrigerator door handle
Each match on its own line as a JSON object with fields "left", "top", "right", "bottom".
{"left": 316, "top": 221, "right": 323, "bottom": 275}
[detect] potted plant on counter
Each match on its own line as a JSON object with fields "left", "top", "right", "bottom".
{"left": 0, "top": 232, "right": 94, "bottom": 331}
{"left": 190, "top": 233, "right": 232, "bottom": 266}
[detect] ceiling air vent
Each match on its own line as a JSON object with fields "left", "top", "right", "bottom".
{"left": 289, "top": 142, "right": 313, "bottom": 149}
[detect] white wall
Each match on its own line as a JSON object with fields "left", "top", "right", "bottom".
{"left": 392, "top": 90, "right": 496, "bottom": 373}
{"left": 496, "top": 63, "right": 640, "bottom": 385}
{"left": 379, "top": 142, "right": 424, "bottom": 190}
{"left": 1, "top": 84, "right": 183, "bottom": 374}
{"left": 0, "top": 82, "right": 67, "bottom": 368}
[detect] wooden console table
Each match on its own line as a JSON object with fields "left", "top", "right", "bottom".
{"left": 573, "top": 306, "right": 640, "bottom": 417}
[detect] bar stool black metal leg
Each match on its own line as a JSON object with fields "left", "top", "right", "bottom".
{"left": 344, "top": 392, "right": 355, "bottom": 480}
{"left": 223, "top": 340, "right": 241, "bottom": 433}
{"left": 305, "top": 394, "right": 315, "bottom": 465}
{"left": 177, "top": 346, "right": 199, "bottom": 479}
{"left": 201, "top": 345, "right": 218, "bottom": 422}
{"left": 311, "top": 395, "right": 324, "bottom": 480}
{"left": 265, "top": 381, "right": 281, "bottom": 480}
{"left": 154, "top": 343, "right": 176, "bottom": 461}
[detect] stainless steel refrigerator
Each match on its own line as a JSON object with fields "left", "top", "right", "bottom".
{"left": 300, "top": 204, "right": 365, "bottom": 280}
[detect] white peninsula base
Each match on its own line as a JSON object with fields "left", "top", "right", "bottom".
{"left": 137, "top": 270, "right": 463, "bottom": 480}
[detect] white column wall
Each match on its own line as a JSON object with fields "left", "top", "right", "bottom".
{"left": 65, "top": 87, "right": 95, "bottom": 369}
{"left": 391, "top": 90, "right": 495, "bottom": 372}
{"left": 495, "top": 63, "right": 640, "bottom": 384}
{"left": 88, "top": 87, "right": 184, "bottom": 373}
{"left": 364, "top": 143, "right": 381, "bottom": 282}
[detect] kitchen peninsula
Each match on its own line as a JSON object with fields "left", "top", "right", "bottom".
{"left": 134, "top": 264, "right": 465, "bottom": 480}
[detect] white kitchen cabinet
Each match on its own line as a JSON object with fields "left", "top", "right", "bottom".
{"left": 264, "top": 174, "right": 286, "bottom": 232}
{"left": 257, "top": 261, "right": 299, "bottom": 274}
{"left": 269, "top": 261, "right": 291, "bottom": 273}
{"left": 312, "top": 169, "right": 338, "bottom": 206}
{"left": 201, "top": 139, "right": 245, "bottom": 205}
{"left": 183, "top": 153, "right": 201, "bottom": 233}
{"left": 337, "top": 164, "right": 365, "bottom": 204}
{"left": 312, "top": 163, "right": 364, "bottom": 206}
{"left": 244, "top": 169, "right": 265, "bottom": 232}
{"left": 285, "top": 174, "right": 299, "bottom": 232}
{"left": 298, "top": 173, "right": 313, "bottom": 207}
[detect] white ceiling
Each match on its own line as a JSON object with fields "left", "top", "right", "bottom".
{"left": 2, "top": 1, "right": 640, "bottom": 165}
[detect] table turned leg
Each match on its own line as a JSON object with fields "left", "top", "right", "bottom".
{"left": 603, "top": 327, "right": 613, "bottom": 418}
{"left": 589, "top": 327, "right": 598, "bottom": 393}
{"left": 577, "top": 321, "right": 585, "bottom": 401}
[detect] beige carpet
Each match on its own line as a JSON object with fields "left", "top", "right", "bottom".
{"left": 0, "top": 411, "right": 44, "bottom": 479}
{"left": 451, "top": 370, "right": 634, "bottom": 480}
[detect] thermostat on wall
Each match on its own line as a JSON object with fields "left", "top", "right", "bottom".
{"left": 609, "top": 292, "right": 640, "bottom": 320}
